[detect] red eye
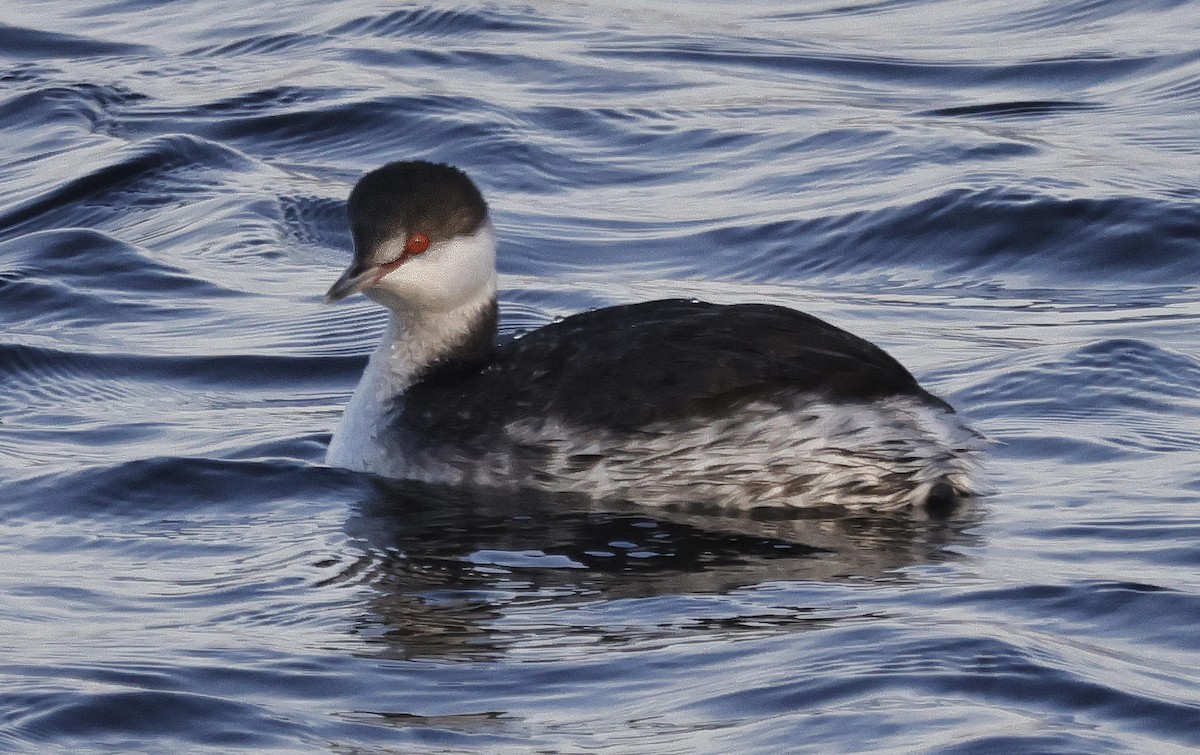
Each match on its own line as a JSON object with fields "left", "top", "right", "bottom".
{"left": 405, "top": 233, "right": 431, "bottom": 254}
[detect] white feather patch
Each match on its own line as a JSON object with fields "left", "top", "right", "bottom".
{"left": 334, "top": 392, "right": 984, "bottom": 514}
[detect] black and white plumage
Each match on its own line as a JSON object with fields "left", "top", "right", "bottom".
{"left": 324, "top": 161, "right": 981, "bottom": 517}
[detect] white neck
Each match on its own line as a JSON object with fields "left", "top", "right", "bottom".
{"left": 326, "top": 277, "right": 497, "bottom": 471}
{"left": 374, "top": 279, "right": 498, "bottom": 387}
{"left": 326, "top": 220, "right": 499, "bottom": 471}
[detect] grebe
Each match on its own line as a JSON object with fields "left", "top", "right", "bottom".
{"left": 324, "top": 161, "right": 981, "bottom": 517}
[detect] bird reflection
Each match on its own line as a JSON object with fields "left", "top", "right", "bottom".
{"left": 325, "top": 478, "right": 983, "bottom": 661}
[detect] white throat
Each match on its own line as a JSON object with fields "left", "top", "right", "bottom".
{"left": 326, "top": 223, "right": 498, "bottom": 471}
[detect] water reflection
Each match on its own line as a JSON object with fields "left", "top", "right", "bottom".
{"left": 331, "top": 479, "right": 983, "bottom": 661}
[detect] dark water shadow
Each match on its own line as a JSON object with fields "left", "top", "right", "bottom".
{"left": 329, "top": 478, "right": 983, "bottom": 661}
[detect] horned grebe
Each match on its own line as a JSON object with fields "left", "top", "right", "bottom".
{"left": 324, "top": 161, "right": 981, "bottom": 517}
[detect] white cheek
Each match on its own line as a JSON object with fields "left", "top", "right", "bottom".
{"left": 389, "top": 254, "right": 457, "bottom": 306}
{"left": 368, "top": 224, "right": 496, "bottom": 312}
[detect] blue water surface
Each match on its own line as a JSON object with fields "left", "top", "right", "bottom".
{"left": 1, "top": 1, "right": 1199, "bottom": 752}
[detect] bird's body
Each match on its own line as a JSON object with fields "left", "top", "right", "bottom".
{"left": 324, "top": 162, "right": 981, "bottom": 516}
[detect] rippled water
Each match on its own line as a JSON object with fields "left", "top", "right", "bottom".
{"left": 2, "top": 1, "right": 1199, "bottom": 752}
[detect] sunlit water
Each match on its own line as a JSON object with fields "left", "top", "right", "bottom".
{"left": 2, "top": 1, "right": 1199, "bottom": 752}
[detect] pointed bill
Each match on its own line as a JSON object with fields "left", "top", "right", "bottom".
{"left": 324, "top": 263, "right": 375, "bottom": 303}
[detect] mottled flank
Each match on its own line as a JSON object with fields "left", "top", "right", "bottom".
{"left": 369, "top": 395, "right": 983, "bottom": 516}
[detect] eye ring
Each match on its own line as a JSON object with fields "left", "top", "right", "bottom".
{"left": 405, "top": 233, "right": 431, "bottom": 254}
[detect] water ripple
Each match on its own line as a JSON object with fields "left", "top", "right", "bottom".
{"left": 0, "top": 22, "right": 152, "bottom": 59}
{"left": 328, "top": 7, "right": 568, "bottom": 38}
{"left": 2, "top": 0, "right": 1199, "bottom": 752}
